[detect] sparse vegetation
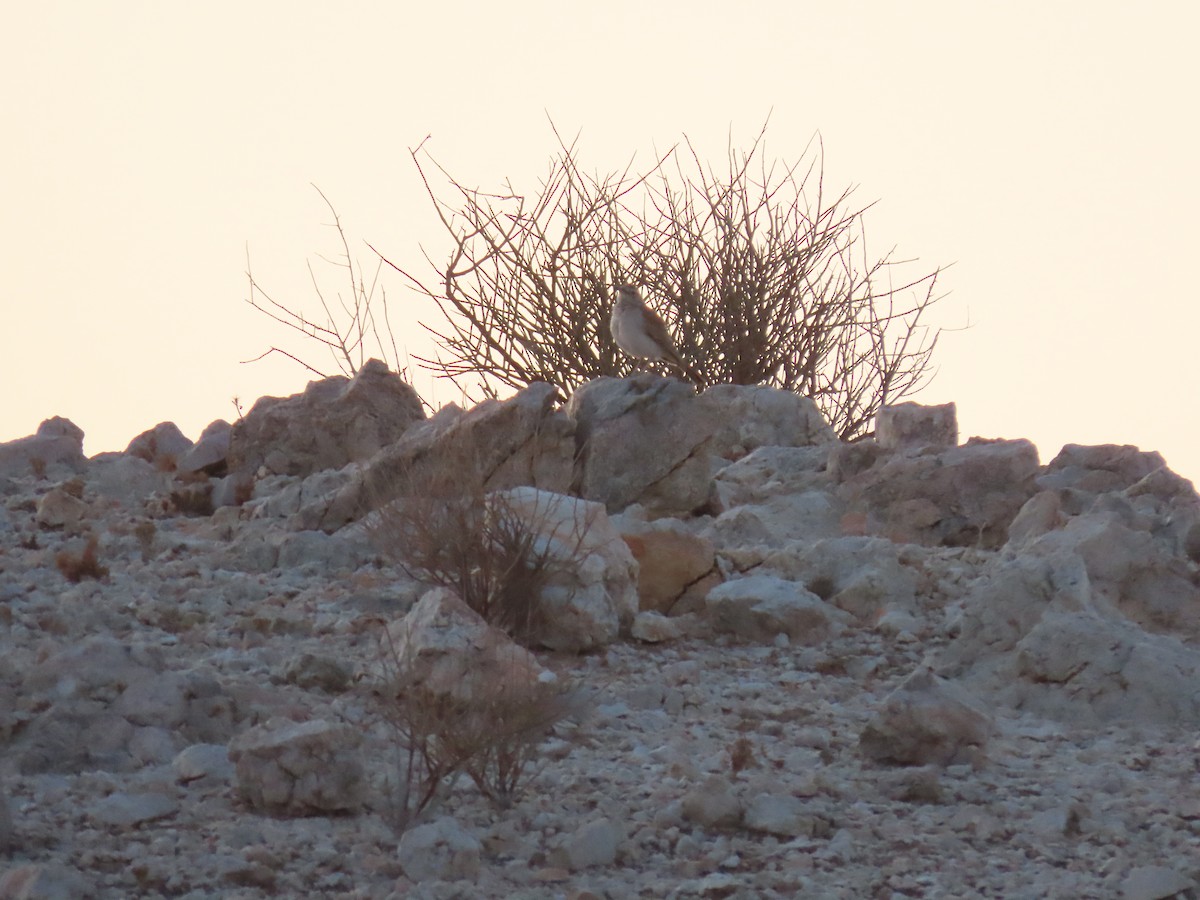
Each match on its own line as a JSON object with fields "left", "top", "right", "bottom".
{"left": 169, "top": 476, "right": 214, "bottom": 517}
{"left": 247, "top": 122, "right": 948, "bottom": 440}
{"left": 55, "top": 534, "right": 108, "bottom": 582}
{"left": 438, "top": 670, "right": 580, "bottom": 808}
{"left": 360, "top": 439, "right": 590, "bottom": 829}
{"left": 244, "top": 185, "right": 404, "bottom": 379}
{"left": 365, "top": 443, "right": 584, "bottom": 647}
{"left": 370, "top": 618, "right": 578, "bottom": 831}
{"left": 384, "top": 121, "right": 948, "bottom": 439}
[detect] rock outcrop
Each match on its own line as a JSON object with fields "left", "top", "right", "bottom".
{"left": 229, "top": 358, "right": 426, "bottom": 479}
{"left": 1, "top": 380, "right": 1198, "bottom": 898}
{"left": 568, "top": 375, "right": 717, "bottom": 517}
{"left": 0, "top": 416, "right": 85, "bottom": 477}
{"left": 294, "top": 380, "right": 573, "bottom": 532}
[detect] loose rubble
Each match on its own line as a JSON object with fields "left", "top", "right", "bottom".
{"left": 2, "top": 364, "right": 1198, "bottom": 898}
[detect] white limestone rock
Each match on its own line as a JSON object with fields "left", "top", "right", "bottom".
{"left": 1005, "top": 489, "right": 1067, "bottom": 549}
{"left": 125, "top": 422, "right": 193, "bottom": 469}
{"left": 561, "top": 816, "right": 622, "bottom": 869}
{"left": 711, "top": 445, "right": 833, "bottom": 507}
{"left": 567, "top": 374, "right": 717, "bottom": 517}
{"left": 939, "top": 510, "right": 1200, "bottom": 725}
{"left": 681, "top": 775, "right": 743, "bottom": 829}
{"left": 173, "top": 743, "right": 235, "bottom": 785}
{"left": 758, "top": 536, "right": 921, "bottom": 621}
{"left": 839, "top": 437, "right": 1040, "bottom": 548}
{"left": 1120, "top": 865, "right": 1195, "bottom": 900}
{"left": 875, "top": 402, "right": 958, "bottom": 450}
{"left": 396, "top": 816, "right": 482, "bottom": 883}
{"left": 744, "top": 792, "right": 816, "bottom": 837}
{"left": 497, "top": 487, "right": 639, "bottom": 651}
{"left": 0, "top": 417, "right": 86, "bottom": 478}
{"left": 84, "top": 454, "right": 172, "bottom": 509}
{"left": 228, "top": 718, "right": 365, "bottom": 816}
{"left": 698, "top": 383, "right": 836, "bottom": 461}
{"left": 380, "top": 587, "right": 548, "bottom": 701}
{"left": 705, "top": 574, "right": 849, "bottom": 643}
{"left": 1038, "top": 443, "right": 1167, "bottom": 497}
{"left": 631, "top": 611, "right": 688, "bottom": 643}
{"left": 177, "top": 419, "right": 232, "bottom": 475}
{"left": 859, "top": 667, "right": 992, "bottom": 766}
{"left": 294, "top": 381, "right": 573, "bottom": 532}
{"left": 229, "top": 358, "right": 426, "bottom": 480}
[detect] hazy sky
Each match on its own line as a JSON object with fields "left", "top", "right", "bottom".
{"left": 4, "top": 3, "right": 1196, "bottom": 482}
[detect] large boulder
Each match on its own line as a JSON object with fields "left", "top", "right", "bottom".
{"left": 706, "top": 445, "right": 846, "bottom": 549}
{"left": 125, "top": 422, "right": 193, "bottom": 469}
{"left": 177, "top": 419, "right": 232, "bottom": 475}
{"left": 496, "top": 487, "right": 639, "bottom": 651}
{"left": 379, "top": 587, "right": 549, "bottom": 702}
{"left": 704, "top": 574, "right": 850, "bottom": 644}
{"left": 611, "top": 512, "right": 719, "bottom": 615}
{"left": 1025, "top": 509, "right": 1200, "bottom": 640}
{"left": 567, "top": 375, "right": 718, "bottom": 517}
{"left": 758, "top": 537, "right": 921, "bottom": 621}
{"left": 697, "top": 384, "right": 836, "bottom": 461}
{"left": 936, "top": 545, "right": 1200, "bottom": 726}
{"left": 229, "top": 358, "right": 425, "bottom": 480}
{"left": 839, "top": 437, "right": 1040, "bottom": 548}
{"left": 228, "top": 719, "right": 365, "bottom": 816}
{"left": 1038, "top": 444, "right": 1168, "bottom": 499}
{"left": 0, "top": 417, "right": 86, "bottom": 477}
{"left": 1032, "top": 445, "right": 1200, "bottom": 561}
{"left": 859, "top": 667, "right": 992, "bottom": 766}
{"left": 875, "top": 402, "right": 958, "bottom": 451}
{"left": 294, "top": 381, "right": 574, "bottom": 532}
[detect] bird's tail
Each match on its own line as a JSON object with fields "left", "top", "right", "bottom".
{"left": 666, "top": 356, "right": 705, "bottom": 390}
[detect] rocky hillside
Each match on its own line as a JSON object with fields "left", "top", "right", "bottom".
{"left": 1, "top": 361, "right": 1198, "bottom": 899}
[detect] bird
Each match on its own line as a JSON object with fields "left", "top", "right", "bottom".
{"left": 609, "top": 284, "right": 695, "bottom": 381}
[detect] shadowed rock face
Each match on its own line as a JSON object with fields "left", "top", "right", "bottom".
{"left": 698, "top": 383, "right": 838, "bottom": 461}
{"left": 293, "top": 380, "right": 575, "bottom": 533}
{"left": 838, "top": 437, "right": 1041, "bottom": 549}
{"left": 567, "top": 375, "right": 718, "bottom": 518}
{"left": 228, "top": 358, "right": 426, "bottom": 480}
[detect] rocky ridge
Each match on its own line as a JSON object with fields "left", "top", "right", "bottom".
{"left": 1, "top": 364, "right": 1198, "bottom": 899}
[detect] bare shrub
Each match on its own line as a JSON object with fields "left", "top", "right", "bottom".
{"left": 429, "top": 668, "right": 580, "bottom": 809}
{"left": 365, "top": 442, "right": 584, "bottom": 647}
{"left": 55, "top": 534, "right": 108, "bottom": 583}
{"left": 370, "top": 616, "right": 580, "bottom": 829}
{"left": 370, "top": 621, "right": 472, "bottom": 832}
{"left": 244, "top": 184, "right": 404, "bottom": 379}
{"left": 245, "top": 124, "right": 947, "bottom": 440}
{"left": 382, "top": 122, "right": 948, "bottom": 439}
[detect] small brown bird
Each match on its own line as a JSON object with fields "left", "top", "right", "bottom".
{"left": 610, "top": 285, "right": 692, "bottom": 379}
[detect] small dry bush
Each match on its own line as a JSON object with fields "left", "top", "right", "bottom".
{"left": 55, "top": 534, "right": 108, "bottom": 582}
{"left": 370, "top": 644, "right": 471, "bottom": 832}
{"left": 366, "top": 441, "right": 586, "bottom": 647}
{"left": 371, "top": 619, "right": 579, "bottom": 831}
{"left": 437, "top": 671, "right": 581, "bottom": 808}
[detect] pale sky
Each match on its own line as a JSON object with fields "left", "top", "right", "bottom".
{"left": 3, "top": 3, "right": 1196, "bottom": 482}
